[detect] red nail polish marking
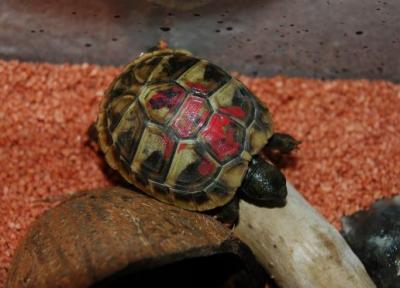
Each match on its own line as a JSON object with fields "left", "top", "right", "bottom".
{"left": 200, "top": 113, "right": 241, "bottom": 161}
{"left": 197, "top": 157, "right": 216, "bottom": 176}
{"left": 219, "top": 106, "right": 246, "bottom": 119}
{"left": 172, "top": 95, "right": 210, "bottom": 138}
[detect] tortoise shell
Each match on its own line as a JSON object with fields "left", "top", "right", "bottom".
{"left": 96, "top": 49, "right": 274, "bottom": 211}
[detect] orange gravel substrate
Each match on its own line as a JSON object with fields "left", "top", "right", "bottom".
{"left": 1, "top": 60, "right": 400, "bottom": 285}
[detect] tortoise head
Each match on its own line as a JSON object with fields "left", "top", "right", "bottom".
{"left": 240, "top": 155, "right": 287, "bottom": 207}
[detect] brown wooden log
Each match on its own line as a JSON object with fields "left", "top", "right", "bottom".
{"left": 234, "top": 182, "right": 376, "bottom": 288}
{"left": 6, "top": 186, "right": 265, "bottom": 288}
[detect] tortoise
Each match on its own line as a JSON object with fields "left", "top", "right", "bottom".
{"left": 96, "top": 48, "right": 299, "bottom": 219}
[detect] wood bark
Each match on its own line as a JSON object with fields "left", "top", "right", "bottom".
{"left": 234, "top": 182, "right": 376, "bottom": 288}
{"left": 7, "top": 187, "right": 263, "bottom": 288}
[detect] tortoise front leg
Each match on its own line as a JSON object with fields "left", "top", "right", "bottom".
{"left": 265, "top": 132, "right": 300, "bottom": 165}
{"left": 213, "top": 196, "right": 240, "bottom": 225}
{"left": 266, "top": 133, "right": 300, "bottom": 154}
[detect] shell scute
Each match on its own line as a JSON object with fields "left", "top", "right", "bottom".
{"left": 210, "top": 80, "right": 255, "bottom": 125}
{"left": 106, "top": 95, "right": 136, "bottom": 131}
{"left": 112, "top": 101, "right": 145, "bottom": 163}
{"left": 217, "top": 158, "right": 249, "bottom": 189}
{"left": 107, "top": 71, "right": 137, "bottom": 98}
{"left": 199, "top": 113, "right": 245, "bottom": 163}
{"left": 134, "top": 55, "right": 164, "bottom": 84}
{"left": 166, "top": 142, "right": 220, "bottom": 190}
{"left": 177, "top": 61, "right": 230, "bottom": 96}
{"left": 149, "top": 181, "right": 170, "bottom": 197}
{"left": 139, "top": 82, "right": 187, "bottom": 124}
{"left": 147, "top": 55, "right": 199, "bottom": 82}
{"left": 131, "top": 124, "right": 175, "bottom": 182}
{"left": 171, "top": 95, "right": 211, "bottom": 138}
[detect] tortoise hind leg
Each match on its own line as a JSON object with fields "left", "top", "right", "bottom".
{"left": 87, "top": 122, "right": 98, "bottom": 144}
{"left": 206, "top": 197, "right": 240, "bottom": 226}
{"left": 215, "top": 196, "right": 240, "bottom": 225}
{"left": 85, "top": 122, "right": 101, "bottom": 152}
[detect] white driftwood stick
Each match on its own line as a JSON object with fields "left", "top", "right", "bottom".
{"left": 234, "top": 182, "right": 376, "bottom": 288}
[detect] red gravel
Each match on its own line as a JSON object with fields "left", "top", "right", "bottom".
{"left": 1, "top": 60, "right": 400, "bottom": 286}
{"left": 239, "top": 76, "right": 400, "bottom": 224}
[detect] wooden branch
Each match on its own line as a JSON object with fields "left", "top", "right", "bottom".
{"left": 234, "top": 182, "right": 376, "bottom": 288}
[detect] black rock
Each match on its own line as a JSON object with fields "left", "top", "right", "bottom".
{"left": 341, "top": 196, "right": 400, "bottom": 288}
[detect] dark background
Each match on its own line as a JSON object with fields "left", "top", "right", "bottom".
{"left": 1, "top": 0, "right": 399, "bottom": 82}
